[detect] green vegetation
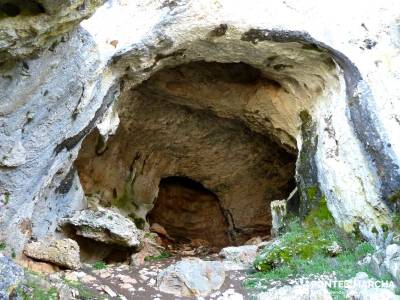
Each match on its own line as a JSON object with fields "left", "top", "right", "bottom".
{"left": 13, "top": 272, "right": 58, "bottom": 300}
{"left": 144, "top": 251, "right": 171, "bottom": 261}
{"left": 305, "top": 186, "right": 318, "bottom": 203}
{"left": 128, "top": 213, "right": 146, "bottom": 230}
{"left": 15, "top": 285, "right": 58, "bottom": 300}
{"left": 389, "top": 190, "right": 400, "bottom": 203}
{"left": 65, "top": 280, "right": 105, "bottom": 300}
{"left": 92, "top": 261, "right": 107, "bottom": 270}
{"left": 0, "top": 241, "right": 6, "bottom": 251}
{"left": 246, "top": 197, "right": 382, "bottom": 298}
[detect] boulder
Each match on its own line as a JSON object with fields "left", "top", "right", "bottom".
{"left": 256, "top": 282, "right": 333, "bottom": 300}
{"left": 345, "top": 272, "right": 399, "bottom": 300}
{"left": 62, "top": 208, "right": 141, "bottom": 247}
{"left": 23, "top": 238, "right": 81, "bottom": 270}
{"left": 384, "top": 244, "right": 400, "bottom": 285}
{"left": 0, "top": 254, "right": 25, "bottom": 300}
{"left": 219, "top": 245, "right": 258, "bottom": 270}
{"left": 157, "top": 257, "right": 225, "bottom": 297}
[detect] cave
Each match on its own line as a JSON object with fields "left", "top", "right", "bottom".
{"left": 0, "top": 0, "right": 45, "bottom": 18}
{"left": 147, "top": 176, "right": 231, "bottom": 247}
{"left": 75, "top": 61, "right": 298, "bottom": 249}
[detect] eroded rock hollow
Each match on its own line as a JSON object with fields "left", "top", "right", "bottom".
{"left": 76, "top": 62, "right": 297, "bottom": 247}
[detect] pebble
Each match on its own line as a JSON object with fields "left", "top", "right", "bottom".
{"left": 102, "top": 285, "right": 117, "bottom": 297}
{"left": 120, "top": 283, "right": 134, "bottom": 289}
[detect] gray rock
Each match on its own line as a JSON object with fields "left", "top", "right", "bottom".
{"left": 24, "top": 237, "right": 81, "bottom": 270}
{"left": 271, "top": 200, "right": 287, "bottom": 237}
{"left": 157, "top": 257, "right": 225, "bottom": 297}
{"left": 63, "top": 207, "right": 141, "bottom": 247}
{"left": 219, "top": 245, "right": 258, "bottom": 270}
{"left": 0, "top": 0, "right": 104, "bottom": 62}
{"left": 0, "top": 254, "right": 24, "bottom": 300}
{"left": 369, "top": 250, "right": 386, "bottom": 278}
{"left": 326, "top": 241, "right": 343, "bottom": 257}
{"left": 257, "top": 281, "right": 333, "bottom": 300}
{"left": 384, "top": 244, "right": 400, "bottom": 285}
{"left": 345, "top": 272, "right": 399, "bottom": 300}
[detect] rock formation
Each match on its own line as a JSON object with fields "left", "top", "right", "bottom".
{"left": 0, "top": 0, "right": 399, "bottom": 264}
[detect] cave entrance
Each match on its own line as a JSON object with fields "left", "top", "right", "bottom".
{"left": 147, "top": 176, "right": 231, "bottom": 248}
{"left": 75, "top": 60, "right": 301, "bottom": 254}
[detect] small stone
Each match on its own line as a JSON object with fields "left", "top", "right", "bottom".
{"left": 116, "top": 274, "right": 137, "bottom": 284}
{"left": 148, "top": 278, "right": 156, "bottom": 286}
{"left": 81, "top": 274, "right": 96, "bottom": 283}
{"left": 326, "top": 241, "right": 342, "bottom": 256}
{"left": 64, "top": 272, "right": 79, "bottom": 281}
{"left": 119, "top": 283, "right": 134, "bottom": 289}
{"left": 102, "top": 285, "right": 117, "bottom": 297}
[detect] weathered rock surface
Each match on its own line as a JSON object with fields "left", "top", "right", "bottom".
{"left": 345, "top": 272, "right": 399, "bottom": 300}
{"left": 130, "top": 233, "right": 164, "bottom": 266}
{"left": 219, "top": 245, "right": 258, "bottom": 270}
{"left": 0, "top": 0, "right": 105, "bottom": 62}
{"left": 63, "top": 207, "right": 141, "bottom": 247}
{"left": 0, "top": 0, "right": 400, "bottom": 255}
{"left": 384, "top": 244, "right": 400, "bottom": 285}
{"left": 157, "top": 257, "right": 225, "bottom": 297}
{"left": 23, "top": 237, "right": 81, "bottom": 270}
{"left": 0, "top": 254, "right": 25, "bottom": 300}
{"left": 256, "top": 282, "right": 333, "bottom": 300}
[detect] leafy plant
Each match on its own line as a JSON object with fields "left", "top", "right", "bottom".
{"left": 92, "top": 261, "right": 107, "bottom": 270}
{"left": 0, "top": 242, "right": 6, "bottom": 251}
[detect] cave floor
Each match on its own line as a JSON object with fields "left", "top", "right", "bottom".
{"left": 66, "top": 254, "right": 251, "bottom": 300}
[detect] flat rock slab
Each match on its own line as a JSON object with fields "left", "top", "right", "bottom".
{"left": 24, "top": 238, "right": 81, "bottom": 270}
{"left": 157, "top": 257, "right": 225, "bottom": 297}
{"left": 63, "top": 208, "right": 141, "bottom": 247}
{"left": 0, "top": 254, "right": 25, "bottom": 299}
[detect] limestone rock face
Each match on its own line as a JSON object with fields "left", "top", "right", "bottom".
{"left": 0, "top": 0, "right": 400, "bottom": 254}
{"left": 23, "top": 237, "right": 81, "bottom": 270}
{"left": 157, "top": 257, "right": 225, "bottom": 297}
{"left": 62, "top": 208, "right": 141, "bottom": 247}
{"left": 0, "top": 0, "right": 105, "bottom": 62}
{"left": 0, "top": 253, "right": 25, "bottom": 300}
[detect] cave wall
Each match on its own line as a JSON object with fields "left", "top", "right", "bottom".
{"left": 0, "top": 0, "right": 399, "bottom": 254}
{"left": 75, "top": 63, "right": 296, "bottom": 244}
